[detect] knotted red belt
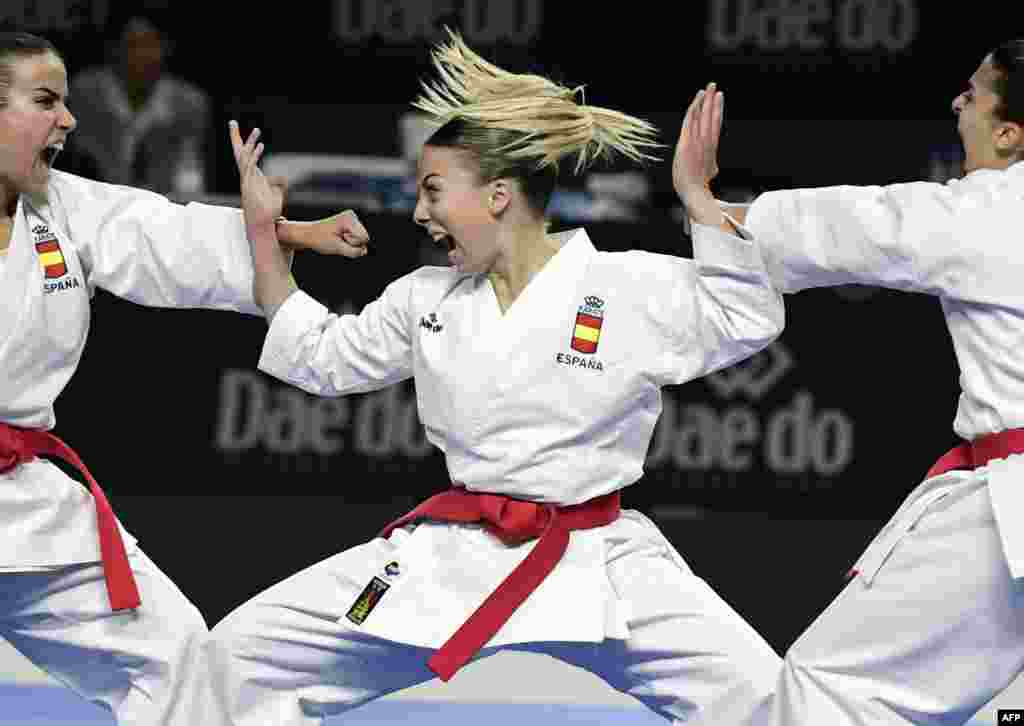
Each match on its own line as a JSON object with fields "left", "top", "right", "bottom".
{"left": 848, "top": 428, "right": 1024, "bottom": 580}
{"left": 0, "top": 423, "right": 141, "bottom": 611}
{"left": 379, "top": 487, "right": 621, "bottom": 681}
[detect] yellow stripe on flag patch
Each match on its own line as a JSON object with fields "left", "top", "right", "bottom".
{"left": 574, "top": 324, "right": 600, "bottom": 342}
{"left": 39, "top": 250, "right": 64, "bottom": 267}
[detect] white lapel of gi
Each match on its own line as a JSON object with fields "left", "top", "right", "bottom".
{"left": 475, "top": 229, "right": 596, "bottom": 357}
{"left": 986, "top": 454, "right": 1024, "bottom": 582}
{"left": 448, "top": 230, "right": 596, "bottom": 441}
{"left": 0, "top": 198, "right": 42, "bottom": 347}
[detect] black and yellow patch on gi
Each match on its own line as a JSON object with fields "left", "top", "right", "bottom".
{"left": 346, "top": 576, "right": 391, "bottom": 625}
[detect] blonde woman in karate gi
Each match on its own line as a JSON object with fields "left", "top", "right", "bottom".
{"left": 0, "top": 31, "right": 368, "bottom": 726}
{"left": 696, "top": 40, "right": 1024, "bottom": 725}
{"left": 208, "top": 30, "right": 784, "bottom": 726}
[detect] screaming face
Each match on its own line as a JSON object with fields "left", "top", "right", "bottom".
{"left": 413, "top": 144, "right": 500, "bottom": 274}
{"left": 0, "top": 50, "right": 76, "bottom": 204}
{"left": 952, "top": 55, "right": 1016, "bottom": 175}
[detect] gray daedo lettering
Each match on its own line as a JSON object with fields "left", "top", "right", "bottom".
{"left": 333, "top": 0, "right": 542, "bottom": 44}
{"left": 215, "top": 370, "right": 427, "bottom": 457}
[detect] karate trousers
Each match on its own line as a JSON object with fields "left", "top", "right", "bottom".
{"left": 0, "top": 548, "right": 210, "bottom": 726}
{"left": 205, "top": 511, "right": 780, "bottom": 725}
{"left": 774, "top": 469, "right": 1024, "bottom": 725}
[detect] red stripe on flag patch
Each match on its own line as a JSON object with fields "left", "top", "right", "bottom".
{"left": 575, "top": 312, "right": 602, "bottom": 329}
{"left": 35, "top": 240, "right": 59, "bottom": 253}
{"left": 44, "top": 263, "right": 67, "bottom": 279}
{"left": 571, "top": 338, "right": 598, "bottom": 354}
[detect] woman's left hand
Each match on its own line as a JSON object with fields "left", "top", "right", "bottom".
{"left": 672, "top": 83, "right": 730, "bottom": 228}
{"left": 672, "top": 82, "right": 723, "bottom": 200}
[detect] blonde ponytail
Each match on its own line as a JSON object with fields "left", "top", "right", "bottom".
{"left": 414, "top": 28, "right": 662, "bottom": 175}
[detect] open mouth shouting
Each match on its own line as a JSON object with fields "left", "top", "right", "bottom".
{"left": 42, "top": 143, "right": 63, "bottom": 166}
{"left": 38, "top": 142, "right": 64, "bottom": 170}
{"left": 431, "top": 232, "right": 456, "bottom": 253}
{"left": 428, "top": 229, "right": 470, "bottom": 270}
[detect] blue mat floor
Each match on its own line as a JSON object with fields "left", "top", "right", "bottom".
{"left": 0, "top": 685, "right": 664, "bottom": 724}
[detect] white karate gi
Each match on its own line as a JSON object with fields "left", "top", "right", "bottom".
{"left": 206, "top": 224, "right": 785, "bottom": 726}
{"left": 732, "top": 160, "right": 1024, "bottom": 725}
{"left": 1, "top": 169, "right": 261, "bottom": 725}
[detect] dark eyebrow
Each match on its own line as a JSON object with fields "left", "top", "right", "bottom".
{"left": 34, "top": 87, "right": 65, "bottom": 100}
{"left": 421, "top": 174, "right": 441, "bottom": 188}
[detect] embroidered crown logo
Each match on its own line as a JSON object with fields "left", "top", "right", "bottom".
{"left": 420, "top": 312, "right": 443, "bottom": 334}
{"left": 571, "top": 296, "right": 604, "bottom": 354}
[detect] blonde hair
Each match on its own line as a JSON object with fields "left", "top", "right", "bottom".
{"left": 413, "top": 29, "right": 661, "bottom": 211}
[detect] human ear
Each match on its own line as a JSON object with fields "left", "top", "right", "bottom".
{"left": 994, "top": 121, "right": 1024, "bottom": 158}
{"left": 488, "top": 179, "right": 511, "bottom": 215}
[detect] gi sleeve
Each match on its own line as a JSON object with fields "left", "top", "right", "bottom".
{"left": 640, "top": 222, "right": 785, "bottom": 386}
{"left": 257, "top": 274, "right": 415, "bottom": 396}
{"left": 740, "top": 181, "right": 975, "bottom": 295}
{"left": 56, "top": 173, "right": 261, "bottom": 315}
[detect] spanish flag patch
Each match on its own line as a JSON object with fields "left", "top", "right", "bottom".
{"left": 34, "top": 228, "right": 67, "bottom": 279}
{"left": 571, "top": 295, "right": 605, "bottom": 354}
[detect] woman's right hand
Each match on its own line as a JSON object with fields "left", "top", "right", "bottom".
{"left": 230, "top": 121, "right": 285, "bottom": 235}
{"left": 229, "top": 121, "right": 295, "bottom": 316}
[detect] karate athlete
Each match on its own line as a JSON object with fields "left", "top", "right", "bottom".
{"left": 701, "top": 39, "right": 1024, "bottom": 725}
{"left": 206, "top": 32, "right": 784, "bottom": 726}
{"left": 0, "top": 31, "right": 368, "bottom": 726}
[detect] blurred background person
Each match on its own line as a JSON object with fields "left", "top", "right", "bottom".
{"left": 65, "top": 13, "right": 210, "bottom": 194}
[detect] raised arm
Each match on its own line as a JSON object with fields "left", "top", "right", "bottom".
{"left": 673, "top": 83, "right": 739, "bottom": 236}
{"left": 640, "top": 85, "right": 784, "bottom": 385}
{"left": 670, "top": 81, "right": 976, "bottom": 298}
{"left": 229, "top": 121, "right": 294, "bottom": 318}
{"left": 230, "top": 121, "right": 414, "bottom": 396}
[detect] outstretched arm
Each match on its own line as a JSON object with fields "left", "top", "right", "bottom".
{"left": 230, "top": 123, "right": 416, "bottom": 397}
{"left": 672, "top": 89, "right": 967, "bottom": 297}
{"left": 61, "top": 125, "right": 366, "bottom": 316}
{"left": 638, "top": 84, "right": 783, "bottom": 386}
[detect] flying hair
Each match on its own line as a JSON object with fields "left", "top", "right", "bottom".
{"left": 413, "top": 28, "right": 662, "bottom": 175}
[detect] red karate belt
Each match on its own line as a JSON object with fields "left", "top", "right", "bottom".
{"left": 924, "top": 428, "right": 1024, "bottom": 479}
{"left": 848, "top": 427, "right": 1024, "bottom": 580}
{"left": 0, "top": 423, "right": 141, "bottom": 611}
{"left": 379, "top": 487, "right": 621, "bottom": 681}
